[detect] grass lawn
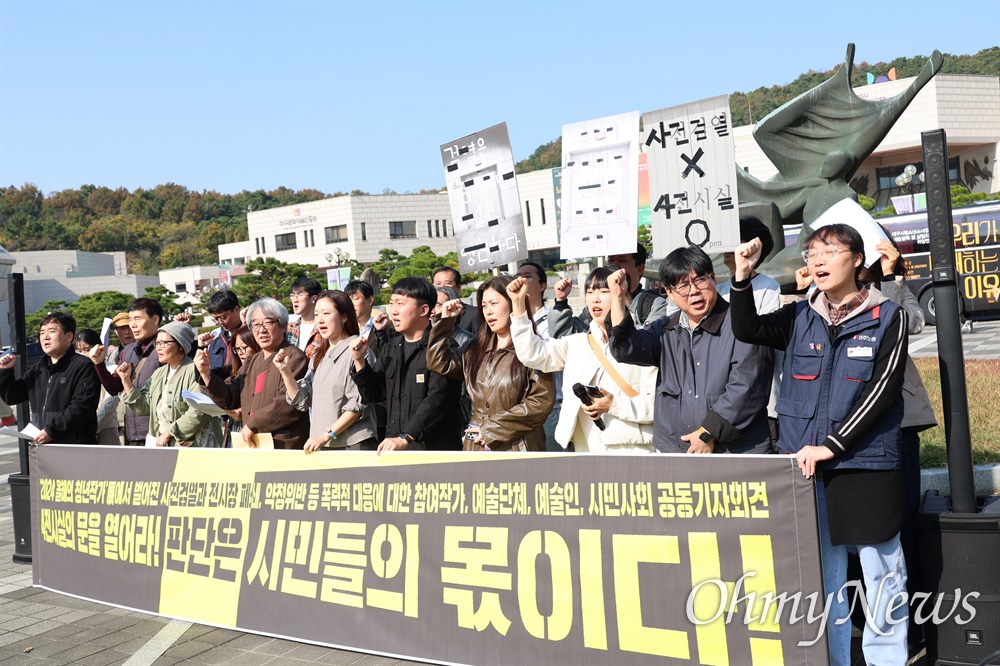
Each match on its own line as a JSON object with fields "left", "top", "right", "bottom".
{"left": 913, "top": 358, "right": 1000, "bottom": 468}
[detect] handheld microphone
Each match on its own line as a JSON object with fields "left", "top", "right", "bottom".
{"left": 572, "top": 383, "right": 606, "bottom": 431}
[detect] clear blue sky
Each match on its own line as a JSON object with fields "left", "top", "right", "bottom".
{"left": 2, "top": 0, "right": 998, "bottom": 196}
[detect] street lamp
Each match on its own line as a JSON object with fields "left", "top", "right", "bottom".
{"left": 895, "top": 164, "right": 925, "bottom": 195}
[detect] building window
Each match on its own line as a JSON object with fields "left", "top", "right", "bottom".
{"left": 442, "top": 219, "right": 447, "bottom": 236}
{"left": 325, "top": 225, "right": 348, "bottom": 244}
{"left": 255, "top": 238, "right": 260, "bottom": 254}
{"left": 525, "top": 200, "right": 532, "bottom": 226}
{"left": 435, "top": 220, "right": 441, "bottom": 237}
{"left": 174, "top": 283, "right": 186, "bottom": 293}
{"left": 275, "top": 232, "right": 297, "bottom": 252}
{"left": 303, "top": 230, "right": 310, "bottom": 248}
{"left": 389, "top": 220, "right": 417, "bottom": 239}
{"left": 361, "top": 222, "right": 367, "bottom": 241}
{"left": 428, "top": 220, "right": 433, "bottom": 237}
{"left": 540, "top": 198, "right": 546, "bottom": 225}
{"left": 261, "top": 237, "right": 266, "bottom": 253}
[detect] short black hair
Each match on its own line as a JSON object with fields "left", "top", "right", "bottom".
{"left": 392, "top": 277, "right": 437, "bottom": 310}
{"left": 40, "top": 311, "right": 76, "bottom": 336}
{"left": 659, "top": 246, "right": 714, "bottom": 289}
{"left": 633, "top": 242, "right": 648, "bottom": 267}
{"left": 344, "top": 280, "right": 374, "bottom": 300}
{"left": 128, "top": 298, "right": 164, "bottom": 321}
{"left": 517, "top": 261, "right": 547, "bottom": 284}
{"left": 586, "top": 265, "right": 631, "bottom": 293}
{"left": 739, "top": 217, "right": 774, "bottom": 270}
{"left": 291, "top": 277, "right": 322, "bottom": 297}
{"left": 76, "top": 328, "right": 100, "bottom": 346}
{"left": 206, "top": 289, "right": 239, "bottom": 314}
{"left": 431, "top": 266, "right": 461, "bottom": 285}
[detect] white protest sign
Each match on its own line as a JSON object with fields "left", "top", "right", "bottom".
{"left": 812, "top": 198, "right": 892, "bottom": 268}
{"left": 560, "top": 110, "right": 640, "bottom": 260}
{"left": 441, "top": 122, "right": 526, "bottom": 274}
{"left": 643, "top": 95, "right": 740, "bottom": 256}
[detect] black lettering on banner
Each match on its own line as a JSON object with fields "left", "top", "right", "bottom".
{"left": 653, "top": 194, "right": 676, "bottom": 220}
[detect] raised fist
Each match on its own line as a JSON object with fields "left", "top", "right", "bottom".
{"left": 554, "top": 278, "right": 572, "bottom": 301}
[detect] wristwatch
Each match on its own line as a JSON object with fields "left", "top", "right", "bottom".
{"left": 698, "top": 427, "right": 715, "bottom": 444}
{"left": 399, "top": 433, "right": 415, "bottom": 445}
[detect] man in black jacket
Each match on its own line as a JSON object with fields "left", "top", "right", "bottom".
{"left": 0, "top": 312, "right": 100, "bottom": 444}
{"left": 350, "top": 277, "right": 462, "bottom": 452}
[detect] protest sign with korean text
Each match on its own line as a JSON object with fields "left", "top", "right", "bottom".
{"left": 644, "top": 95, "right": 740, "bottom": 255}
{"left": 560, "top": 111, "right": 640, "bottom": 260}
{"left": 441, "top": 123, "right": 527, "bottom": 273}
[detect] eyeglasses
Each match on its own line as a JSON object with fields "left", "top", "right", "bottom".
{"left": 519, "top": 275, "right": 536, "bottom": 282}
{"left": 249, "top": 319, "right": 279, "bottom": 331}
{"left": 670, "top": 275, "right": 713, "bottom": 296}
{"left": 234, "top": 345, "right": 250, "bottom": 354}
{"left": 154, "top": 341, "right": 176, "bottom": 349}
{"left": 802, "top": 247, "right": 851, "bottom": 264}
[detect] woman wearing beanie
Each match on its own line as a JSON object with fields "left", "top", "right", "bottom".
{"left": 118, "top": 321, "right": 223, "bottom": 447}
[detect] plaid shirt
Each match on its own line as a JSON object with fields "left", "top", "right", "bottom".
{"left": 285, "top": 318, "right": 323, "bottom": 359}
{"left": 826, "top": 287, "right": 869, "bottom": 326}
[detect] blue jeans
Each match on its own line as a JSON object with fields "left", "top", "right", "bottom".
{"left": 816, "top": 481, "right": 908, "bottom": 666}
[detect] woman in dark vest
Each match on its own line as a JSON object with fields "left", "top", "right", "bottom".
{"left": 729, "top": 223, "right": 909, "bottom": 666}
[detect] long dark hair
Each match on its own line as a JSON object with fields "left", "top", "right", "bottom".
{"left": 231, "top": 326, "right": 261, "bottom": 377}
{"left": 312, "top": 290, "right": 360, "bottom": 366}
{"left": 464, "top": 275, "right": 533, "bottom": 389}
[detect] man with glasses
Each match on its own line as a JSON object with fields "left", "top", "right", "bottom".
{"left": 431, "top": 266, "right": 478, "bottom": 334}
{"left": 607, "top": 246, "right": 774, "bottom": 455}
{"left": 88, "top": 298, "right": 164, "bottom": 445}
{"left": 286, "top": 278, "right": 323, "bottom": 358}
{"left": 198, "top": 290, "right": 242, "bottom": 375}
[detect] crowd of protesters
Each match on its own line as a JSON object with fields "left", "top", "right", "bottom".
{"left": 0, "top": 219, "right": 935, "bottom": 664}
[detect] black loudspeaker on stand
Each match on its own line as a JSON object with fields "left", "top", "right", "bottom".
{"left": 916, "top": 130, "right": 1000, "bottom": 665}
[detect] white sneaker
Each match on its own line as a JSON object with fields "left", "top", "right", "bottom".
{"left": 961, "top": 321, "right": 973, "bottom": 333}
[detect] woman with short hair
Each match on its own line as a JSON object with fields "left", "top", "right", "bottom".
{"left": 119, "top": 322, "right": 222, "bottom": 447}
{"left": 730, "top": 224, "right": 909, "bottom": 664}
{"left": 196, "top": 298, "right": 309, "bottom": 449}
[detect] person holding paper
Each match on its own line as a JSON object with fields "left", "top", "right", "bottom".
{"left": 75, "top": 329, "right": 121, "bottom": 445}
{"left": 507, "top": 267, "right": 656, "bottom": 453}
{"left": 88, "top": 298, "right": 164, "bottom": 445}
{"left": 274, "top": 290, "right": 378, "bottom": 452}
{"left": 118, "top": 322, "right": 222, "bottom": 448}
{"left": 0, "top": 312, "right": 100, "bottom": 445}
{"left": 426, "top": 275, "right": 555, "bottom": 452}
{"left": 196, "top": 297, "right": 309, "bottom": 449}
{"left": 729, "top": 224, "right": 909, "bottom": 665}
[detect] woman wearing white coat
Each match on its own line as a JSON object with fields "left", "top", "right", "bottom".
{"left": 507, "top": 266, "right": 656, "bottom": 453}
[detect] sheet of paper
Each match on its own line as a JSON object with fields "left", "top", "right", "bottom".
{"left": 253, "top": 432, "right": 275, "bottom": 450}
{"left": 812, "top": 198, "right": 892, "bottom": 268}
{"left": 100, "top": 318, "right": 113, "bottom": 348}
{"left": 145, "top": 433, "right": 159, "bottom": 447}
{"left": 21, "top": 423, "right": 41, "bottom": 439}
{"left": 0, "top": 426, "right": 34, "bottom": 440}
{"left": 181, "top": 390, "right": 227, "bottom": 417}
